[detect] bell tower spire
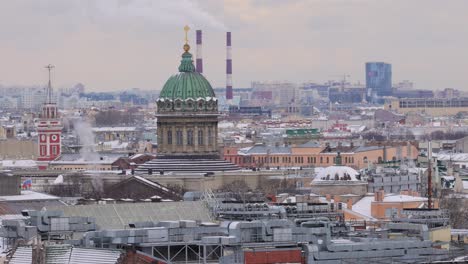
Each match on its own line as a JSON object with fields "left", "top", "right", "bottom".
{"left": 45, "top": 64, "right": 54, "bottom": 104}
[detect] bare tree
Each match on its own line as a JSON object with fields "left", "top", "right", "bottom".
{"left": 440, "top": 196, "right": 468, "bottom": 228}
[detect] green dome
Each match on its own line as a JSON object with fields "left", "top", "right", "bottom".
{"left": 157, "top": 50, "right": 218, "bottom": 113}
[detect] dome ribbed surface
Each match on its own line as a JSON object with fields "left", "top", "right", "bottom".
{"left": 159, "top": 52, "right": 215, "bottom": 101}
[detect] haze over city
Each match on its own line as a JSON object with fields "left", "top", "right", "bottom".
{"left": 1, "top": 1, "right": 468, "bottom": 263}
{"left": 1, "top": 0, "right": 467, "bottom": 91}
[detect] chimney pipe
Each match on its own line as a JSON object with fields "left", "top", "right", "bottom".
{"left": 226, "top": 32, "right": 233, "bottom": 100}
{"left": 196, "top": 30, "right": 203, "bottom": 74}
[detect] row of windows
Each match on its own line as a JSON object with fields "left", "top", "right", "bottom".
{"left": 40, "top": 145, "right": 59, "bottom": 156}
{"left": 229, "top": 156, "right": 362, "bottom": 165}
{"left": 399, "top": 99, "right": 468, "bottom": 108}
{"left": 227, "top": 155, "right": 402, "bottom": 166}
{"left": 166, "top": 128, "right": 213, "bottom": 146}
{"left": 52, "top": 167, "right": 113, "bottom": 171}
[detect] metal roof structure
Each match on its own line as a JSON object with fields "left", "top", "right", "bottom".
{"left": 9, "top": 246, "right": 32, "bottom": 264}
{"left": 47, "top": 201, "right": 213, "bottom": 229}
{"left": 9, "top": 245, "right": 122, "bottom": 264}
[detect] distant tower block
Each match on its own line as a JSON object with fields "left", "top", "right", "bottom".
{"left": 36, "top": 64, "right": 63, "bottom": 170}
{"left": 226, "top": 32, "right": 233, "bottom": 100}
{"left": 196, "top": 30, "right": 203, "bottom": 74}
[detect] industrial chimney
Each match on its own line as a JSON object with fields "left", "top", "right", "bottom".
{"left": 196, "top": 30, "right": 203, "bottom": 74}
{"left": 226, "top": 32, "right": 233, "bottom": 100}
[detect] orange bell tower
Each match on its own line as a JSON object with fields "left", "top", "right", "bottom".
{"left": 36, "top": 64, "right": 62, "bottom": 170}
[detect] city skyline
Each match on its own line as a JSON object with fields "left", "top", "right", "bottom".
{"left": 0, "top": 0, "right": 467, "bottom": 91}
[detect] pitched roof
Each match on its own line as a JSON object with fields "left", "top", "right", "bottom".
{"left": 240, "top": 145, "right": 291, "bottom": 155}
{"left": 298, "top": 140, "right": 321, "bottom": 148}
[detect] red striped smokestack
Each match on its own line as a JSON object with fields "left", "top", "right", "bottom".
{"left": 196, "top": 30, "right": 203, "bottom": 74}
{"left": 226, "top": 32, "right": 233, "bottom": 100}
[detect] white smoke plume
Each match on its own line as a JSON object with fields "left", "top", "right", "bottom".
{"left": 88, "top": 0, "right": 227, "bottom": 30}
{"left": 73, "top": 120, "right": 99, "bottom": 161}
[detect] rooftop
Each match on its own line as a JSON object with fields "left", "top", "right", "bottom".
{"left": 0, "top": 191, "right": 59, "bottom": 202}
{"left": 51, "top": 153, "right": 123, "bottom": 165}
{"left": 313, "top": 166, "right": 361, "bottom": 182}
{"left": 47, "top": 201, "right": 212, "bottom": 229}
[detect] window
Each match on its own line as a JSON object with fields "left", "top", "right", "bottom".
{"left": 40, "top": 145, "right": 46, "bottom": 156}
{"left": 385, "top": 208, "right": 398, "bottom": 218}
{"left": 326, "top": 157, "right": 329, "bottom": 163}
{"left": 52, "top": 146, "right": 58, "bottom": 155}
{"left": 176, "top": 129, "right": 183, "bottom": 145}
{"left": 198, "top": 129, "right": 204, "bottom": 145}
{"left": 187, "top": 130, "right": 193, "bottom": 145}
{"left": 363, "top": 156, "right": 368, "bottom": 163}
{"left": 208, "top": 127, "right": 213, "bottom": 145}
{"left": 378, "top": 156, "right": 383, "bottom": 163}
{"left": 167, "top": 130, "right": 172, "bottom": 145}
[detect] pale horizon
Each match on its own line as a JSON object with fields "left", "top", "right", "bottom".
{"left": 0, "top": 0, "right": 467, "bottom": 91}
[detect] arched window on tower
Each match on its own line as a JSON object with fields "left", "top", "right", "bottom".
{"left": 167, "top": 130, "right": 172, "bottom": 145}
{"left": 176, "top": 129, "right": 183, "bottom": 145}
{"left": 198, "top": 129, "right": 204, "bottom": 145}
{"left": 187, "top": 130, "right": 194, "bottom": 145}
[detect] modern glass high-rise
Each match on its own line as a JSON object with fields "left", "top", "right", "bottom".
{"left": 366, "top": 62, "right": 392, "bottom": 96}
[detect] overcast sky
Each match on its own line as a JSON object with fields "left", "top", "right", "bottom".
{"left": 0, "top": 0, "right": 467, "bottom": 91}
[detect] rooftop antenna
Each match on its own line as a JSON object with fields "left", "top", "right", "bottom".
{"left": 45, "top": 64, "right": 55, "bottom": 104}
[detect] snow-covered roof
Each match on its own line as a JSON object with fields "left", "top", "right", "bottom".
{"left": 238, "top": 145, "right": 291, "bottom": 155}
{"left": 92, "top": 127, "right": 137, "bottom": 132}
{"left": 51, "top": 153, "right": 123, "bottom": 164}
{"left": 0, "top": 191, "right": 59, "bottom": 202}
{"left": 351, "top": 193, "right": 427, "bottom": 220}
{"left": 313, "top": 166, "right": 361, "bottom": 182}
{"left": 350, "top": 195, "right": 375, "bottom": 220}
{"left": 382, "top": 194, "right": 427, "bottom": 203}
{"left": 434, "top": 153, "right": 468, "bottom": 162}
{"left": 1, "top": 160, "right": 37, "bottom": 168}
{"left": 102, "top": 140, "right": 129, "bottom": 149}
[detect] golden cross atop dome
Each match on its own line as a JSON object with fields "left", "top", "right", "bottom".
{"left": 184, "top": 25, "right": 190, "bottom": 44}
{"left": 183, "top": 25, "right": 191, "bottom": 52}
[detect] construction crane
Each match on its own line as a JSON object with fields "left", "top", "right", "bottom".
{"left": 329, "top": 74, "right": 351, "bottom": 92}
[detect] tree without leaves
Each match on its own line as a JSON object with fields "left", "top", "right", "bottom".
{"left": 439, "top": 197, "right": 468, "bottom": 229}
